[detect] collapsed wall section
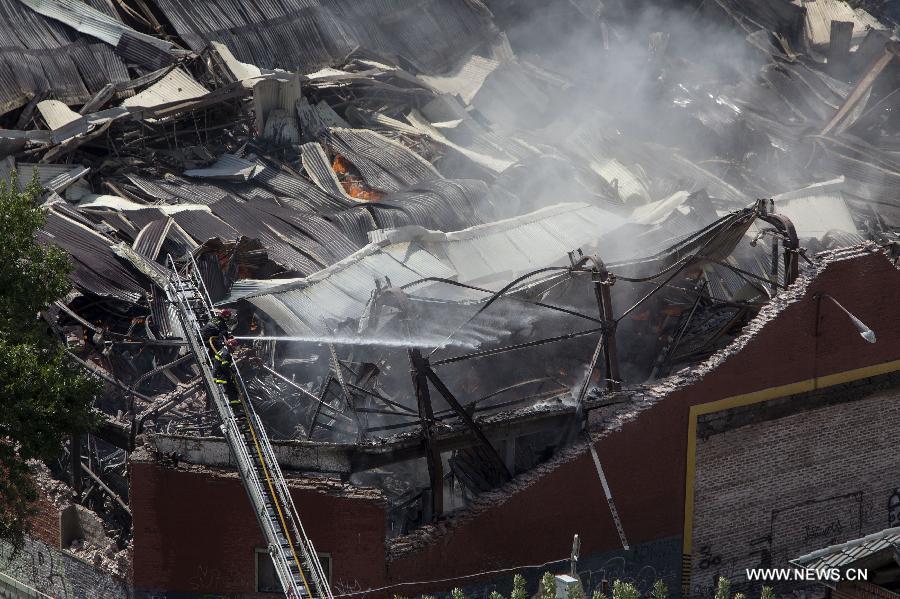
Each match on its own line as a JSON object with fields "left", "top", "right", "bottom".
{"left": 383, "top": 248, "right": 900, "bottom": 598}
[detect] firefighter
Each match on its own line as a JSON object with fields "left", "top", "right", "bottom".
{"left": 212, "top": 337, "right": 242, "bottom": 407}
{"left": 200, "top": 308, "right": 232, "bottom": 346}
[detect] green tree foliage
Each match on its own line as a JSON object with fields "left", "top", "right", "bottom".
{"left": 734, "top": 592, "right": 746, "bottom": 599}
{"left": 650, "top": 580, "right": 669, "bottom": 599}
{"left": 489, "top": 591, "right": 506, "bottom": 599}
{"left": 611, "top": 580, "right": 639, "bottom": 599}
{"left": 715, "top": 578, "right": 731, "bottom": 599}
{"left": 759, "top": 587, "right": 775, "bottom": 599}
{"left": 511, "top": 574, "right": 528, "bottom": 599}
{"left": 0, "top": 171, "right": 99, "bottom": 548}
{"left": 540, "top": 573, "right": 557, "bottom": 599}
{"left": 591, "top": 591, "right": 608, "bottom": 599}
{"left": 451, "top": 588, "right": 466, "bottom": 599}
{"left": 567, "top": 581, "right": 586, "bottom": 599}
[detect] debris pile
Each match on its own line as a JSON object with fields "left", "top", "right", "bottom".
{"left": 4, "top": 0, "right": 899, "bottom": 566}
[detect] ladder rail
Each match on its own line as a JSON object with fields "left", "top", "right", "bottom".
{"left": 253, "top": 411, "right": 333, "bottom": 599}
{"left": 164, "top": 253, "right": 333, "bottom": 599}
{"left": 229, "top": 348, "right": 329, "bottom": 598}
{"left": 164, "top": 260, "right": 307, "bottom": 598}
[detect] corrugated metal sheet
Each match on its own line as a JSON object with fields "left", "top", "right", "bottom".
{"left": 252, "top": 164, "right": 352, "bottom": 212}
{"left": 301, "top": 141, "right": 353, "bottom": 199}
{"left": 170, "top": 209, "right": 238, "bottom": 243}
{"left": 184, "top": 154, "right": 262, "bottom": 181}
{"left": 802, "top": 0, "right": 885, "bottom": 48}
{"left": 329, "top": 206, "right": 377, "bottom": 246}
{"left": 792, "top": 526, "right": 900, "bottom": 571}
{"left": 125, "top": 172, "right": 230, "bottom": 205}
{"left": 150, "top": 287, "right": 173, "bottom": 337}
{"left": 405, "top": 109, "right": 514, "bottom": 174}
{"left": 379, "top": 179, "right": 492, "bottom": 231}
{"left": 43, "top": 164, "right": 89, "bottom": 193}
{"left": 773, "top": 179, "right": 859, "bottom": 240}
{"left": 111, "top": 241, "right": 171, "bottom": 289}
{"left": 115, "top": 30, "right": 174, "bottom": 69}
{"left": 77, "top": 194, "right": 211, "bottom": 214}
{"left": 40, "top": 206, "right": 146, "bottom": 302}
{"left": 10, "top": 161, "right": 88, "bottom": 193}
{"left": 327, "top": 127, "right": 441, "bottom": 193}
{"left": 148, "top": 0, "right": 493, "bottom": 75}
{"left": 248, "top": 199, "right": 358, "bottom": 263}
{"left": 133, "top": 217, "right": 173, "bottom": 260}
{"left": 253, "top": 76, "right": 300, "bottom": 133}
{"left": 244, "top": 202, "right": 627, "bottom": 335}
{"left": 590, "top": 158, "right": 651, "bottom": 204}
{"left": 419, "top": 55, "right": 499, "bottom": 104}
{"left": 47, "top": 106, "right": 131, "bottom": 144}
{"left": 18, "top": 0, "right": 171, "bottom": 48}
{"left": 122, "top": 68, "right": 209, "bottom": 108}
{"left": 209, "top": 196, "right": 321, "bottom": 275}
{"left": 36, "top": 99, "right": 80, "bottom": 129}
{"left": 428, "top": 203, "right": 627, "bottom": 285}
{"left": 0, "top": 0, "right": 135, "bottom": 116}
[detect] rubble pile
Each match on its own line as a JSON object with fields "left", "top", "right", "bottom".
{"left": 3, "top": 0, "right": 899, "bottom": 562}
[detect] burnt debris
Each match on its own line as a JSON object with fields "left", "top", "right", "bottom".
{"left": 5, "top": 0, "right": 900, "bottom": 567}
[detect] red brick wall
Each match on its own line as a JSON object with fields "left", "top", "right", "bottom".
{"left": 386, "top": 251, "right": 900, "bottom": 593}
{"left": 28, "top": 495, "right": 60, "bottom": 549}
{"left": 127, "top": 251, "right": 900, "bottom": 597}
{"left": 129, "top": 461, "right": 388, "bottom": 594}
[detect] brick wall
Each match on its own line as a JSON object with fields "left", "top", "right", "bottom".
{"left": 385, "top": 250, "right": 900, "bottom": 597}
{"left": 690, "top": 383, "right": 900, "bottom": 598}
{"left": 29, "top": 495, "right": 61, "bottom": 549}
{"left": 0, "top": 536, "right": 128, "bottom": 599}
{"left": 129, "top": 458, "right": 389, "bottom": 596}
{"left": 124, "top": 250, "right": 900, "bottom": 598}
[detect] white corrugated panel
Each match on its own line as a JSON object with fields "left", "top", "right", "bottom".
{"left": 801, "top": 0, "right": 885, "bottom": 47}
{"left": 36, "top": 100, "right": 80, "bottom": 130}
{"left": 381, "top": 241, "right": 457, "bottom": 280}
{"left": 247, "top": 295, "right": 315, "bottom": 336}
{"left": 249, "top": 202, "right": 629, "bottom": 330}
{"left": 77, "top": 194, "right": 211, "bottom": 214}
{"left": 590, "top": 158, "right": 651, "bottom": 204}
{"left": 419, "top": 55, "right": 500, "bottom": 104}
{"left": 774, "top": 186, "right": 858, "bottom": 240}
{"left": 122, "top": 68, "right": 209, "bottom": 108}
{"left": 184, "top": 154, "right": 261, "bottom": 181}
{"left": 18, "top": 0, "right": 171, "bottom": 48}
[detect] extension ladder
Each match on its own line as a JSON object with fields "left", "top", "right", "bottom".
{"left": 164, "top": 253, "right": 333, "bottom": 599}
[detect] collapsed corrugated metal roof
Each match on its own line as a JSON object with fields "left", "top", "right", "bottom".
{"left": 6, "top": 0, "right": 900, "bottom": 559}
{"left": 148, "top": 0, "right": 495, "bottom": 73}
{"left": 236, "top": 202, "right": 626, "bottom": 334}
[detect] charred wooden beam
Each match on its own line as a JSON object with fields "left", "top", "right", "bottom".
{"left": 422, "top": 362, "right": 511, "bottom": 481}
{"left": 409, "top": 348, "right": 444, "bottom": 518}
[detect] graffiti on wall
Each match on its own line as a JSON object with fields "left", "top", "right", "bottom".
{"left": 689, "top": 493, "right": 864, "bottom": 599}
{"left": 887, "top": 489, "right": 900, "bottom": 527}
{"left": 0, "top": 537, "right": 127, "bottom": 599}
